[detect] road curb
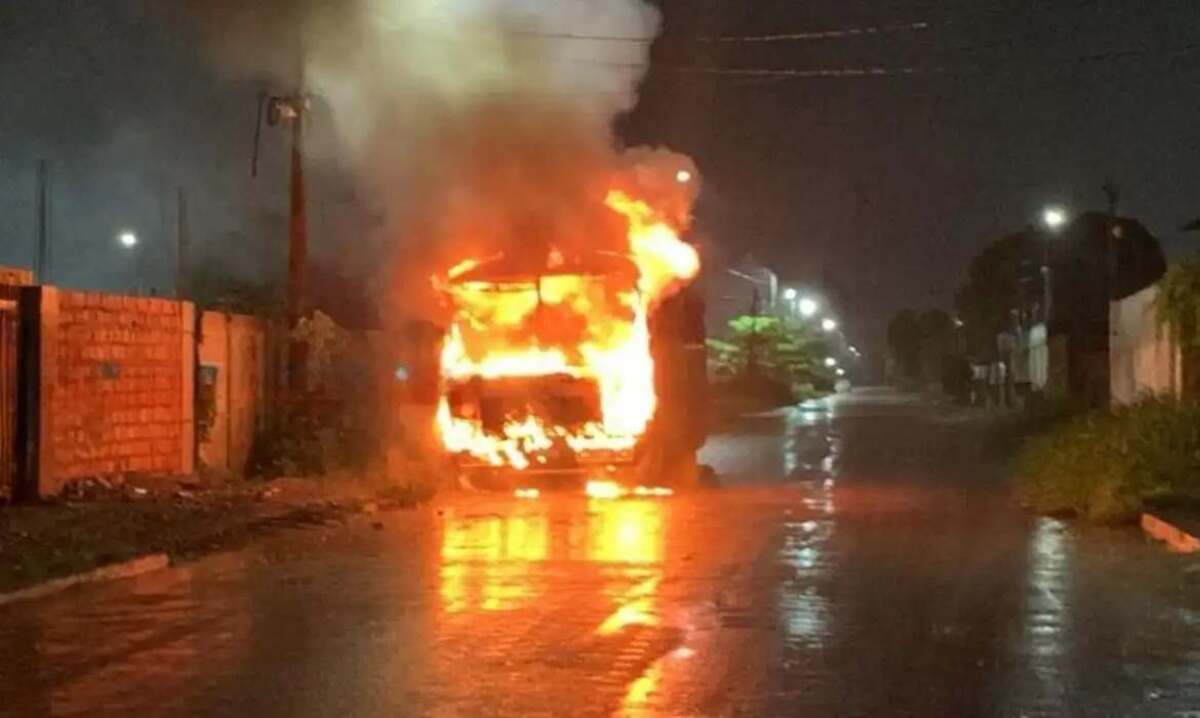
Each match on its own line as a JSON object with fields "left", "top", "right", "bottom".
{"left": 0, "top": 553, "right": 170, "bottom": 608}
{"left": 1141, "top": 513, "right": 1200, "bottom": 554}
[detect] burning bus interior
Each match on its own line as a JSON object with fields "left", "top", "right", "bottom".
{"left": 433, "top": 189, "right": 705, "bottom": 485}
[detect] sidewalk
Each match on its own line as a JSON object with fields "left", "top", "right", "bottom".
{"left": 0, "top": 474, "right": 430, "bottom": 595}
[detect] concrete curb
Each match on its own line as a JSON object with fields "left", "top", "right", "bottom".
{"left": 1141, "top": 513, "right": 1200, "bottom": 554}
{"left": 0, "top": 553, "right": 170, "bottom": 608}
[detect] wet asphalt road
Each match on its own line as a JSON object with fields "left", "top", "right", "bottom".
{"left": 3, "top": 388, "right": 1200, "bottom": 717}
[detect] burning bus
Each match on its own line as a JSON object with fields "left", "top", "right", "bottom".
{"left": 433, "top": 190, "right": 708, "bottom": 491}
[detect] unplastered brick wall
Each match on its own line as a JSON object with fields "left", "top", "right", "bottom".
{"left": 37, "top": 287, "right": 194, "bottom": 495}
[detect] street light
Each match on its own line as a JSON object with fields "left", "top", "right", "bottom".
{"left": 836, "top": 367, "right": 846, "bottom": 377}
{"left": 1042, "top": 206, "right": 1067, "bottom": 231}
{"left": 116, "top": 230, "right": 141, "bottom": 294}
{"left": 798, "top": 297, "right": 818, "bottom": 318}
{"left": 824, "top": 356, "right": 838, "bottom": 368}
{"left": 1039, "top": 205, "right": 1068, "bottom": 327}
{"left": 821, "top": 318, "right": 838, "bottom": 333}
{"left": 783, "top": 287, "right": 797, "bottom": 301}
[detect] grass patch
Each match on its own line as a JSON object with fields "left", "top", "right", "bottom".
{"left": 0, "top": 496, "right": 267, "bottom": 593}
{"left": 1015, "top": 397, "right": 1200, "bottom": 523}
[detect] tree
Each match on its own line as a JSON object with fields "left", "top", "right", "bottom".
{"left": 1053, "top": 212, "right": 1165, "bottom": 319}
{"left": 708, "top": 314, "right": 832, "bottom": 394}
{"left": 953, "top": 230, "right": 1039, "bottom": 358}
{"left": 887, "top": 309, "right": 922, "bottom": 381}
{"left": 888, "top": 307, "right": 966, "bottom": 394}
{"left": 1155, "top": 262, "right": 1200, "bottom": 397}
{"left": 917, "top": 308, "right": 953, "bottom": 341}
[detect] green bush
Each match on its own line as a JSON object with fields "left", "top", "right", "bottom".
{"left": 1015, "top": 397, "right": 1200, "bottom": 523}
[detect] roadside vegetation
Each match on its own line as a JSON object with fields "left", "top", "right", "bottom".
{"left": 1016, "top": 397, "right": 1200, "bottom": 523}
{"left": 1019, "top": 262, "right": 1200, "bottom": 523}
{"left": 0, "top": 475, "right": 429, "bottom": 594}
{"left": 1155, "top": 261, "right": 1200, "bottom": 396}
{"left": 707, "top": 314, "right": 834, "bottom": 410}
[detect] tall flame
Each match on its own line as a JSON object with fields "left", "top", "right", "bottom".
{"left": 435, "top": 189, "right": 699, "bottom": 471}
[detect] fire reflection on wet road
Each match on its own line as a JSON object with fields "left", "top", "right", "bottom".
{"left": 3, "top": 389, "right": 1200, "bottom": 716}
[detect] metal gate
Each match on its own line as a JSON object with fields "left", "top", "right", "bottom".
{"left": 0, "top": 288, "right": 18, "bottom": 501}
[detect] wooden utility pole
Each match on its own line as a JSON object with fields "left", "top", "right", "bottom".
{"left": 34, "top": 161, "right": 50, "bottom": 284}
{"left": 1102, "top": 180, "right": 1122, "bottom": 305}
{"left": 286, "top": 100, "right": 308, "bottom": 393}
{"left": 252, "top": 89, "right": 311, "bottom": 394}
{"left": 176, "top": 187, "right": 190, "bottom": 299}
{"left": 1102, "top": 178, "right": 1120, "bottom": 216}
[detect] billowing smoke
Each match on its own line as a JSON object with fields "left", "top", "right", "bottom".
{"left": 189, "top": 0, "right": 698, "bottom": 321}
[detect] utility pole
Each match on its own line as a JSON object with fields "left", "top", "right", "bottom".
{"left": 252, "top": 91, "right": 311, "bottom": 394}
{"left": 1102, "top": 178, "right": 1120, "bottom": 216}
{"left": 176, "top": 186, "right": 189, "bottom": 299}
{"left": 287, "top": 98, "right": 308, "bottom": 394}
{"left": 1102, "top": 179, "right": 1121, "bottom": 301}
{"left": 34, "top": 160, "right": 50, "bottom": 284}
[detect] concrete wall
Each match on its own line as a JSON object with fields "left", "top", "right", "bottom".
{"left": 36, "top": 287, "right": 194, "bottom": 495}
{"left": 197, "top": 311, "right": 267, "bottom": 475}
{"left": 1111, "top": 283, "right": 1181, "bottom": 404}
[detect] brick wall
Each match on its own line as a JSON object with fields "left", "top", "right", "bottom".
{"left": 0, "top": 265, "right": 33, "bottom": 286}
{"left": 36, "top": 287, "right": 194, "bottom": 495}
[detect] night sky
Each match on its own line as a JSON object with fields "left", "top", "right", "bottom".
{"left": 3, "top": 1, "right": 1200, "bottom": 348}
{"left": 623, "top": 0, "right": 1200, "bottom": 343}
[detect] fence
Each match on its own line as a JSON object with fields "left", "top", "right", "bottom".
{"left": 17, "top": 286, "right": 196, "bottom": 496}
{"left": 4, "top": 285, "right": 264, "bottom": 497}
{"left": 0, "top": 286, "right": 19, "bottom": 500}
{"left": 3, "top": 280, "right": 433, "bottom": 497}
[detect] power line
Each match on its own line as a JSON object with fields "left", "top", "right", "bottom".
{"left": 506, "top": 30, "right": 654, "bottom": 43}
{"left": 657, "top": 64, "right": 930, "bottom": 79}
{"left": 575, "top": 40, "right": 1200, "bottom": 80}
{"left": 695, "top": 21, "right": 930, "bottom": 44}
{"left": 432, "top": 19, "right": 934, "bottom": 45}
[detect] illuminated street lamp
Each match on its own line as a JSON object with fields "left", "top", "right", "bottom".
{"left": 821, "top": 318, "right": 838, "bottom": 333}
{"left": 824, "top": 356, "right": 838, "bottom": 368}
{"left": 783, "top": 287, "right": 797, "bottom": 301}
{"left": 116, "top": 229, "right": 142, "bottom": 294}
{"left": 836, "top": 367, "right": 846, "bottom": 377}
{"left": 798, "top": 297, "right": 818, "bottom": 318}
{"left": 1040, "top": 205, "right": 1069, "bottom": 326}
{"left": 1042, "top": 206, "right": 1067, "bottom": 231}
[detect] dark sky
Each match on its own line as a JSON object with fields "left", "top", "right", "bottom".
{"left": 622, "top": 0, "right": 1200, "bottom": 343}
{"left": 2, "top": 1, "right": 1199, "bottom": 347}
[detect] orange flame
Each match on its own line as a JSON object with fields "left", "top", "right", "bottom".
{"left": 435, "top": 189, "right": 699, "bottom": 470}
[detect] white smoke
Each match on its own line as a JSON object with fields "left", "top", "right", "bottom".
{"left": 191, "top": 0, "right": 695, "bottom": 318}
{"left": 306, "top": 0, "right": 659, "bottom": 158}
